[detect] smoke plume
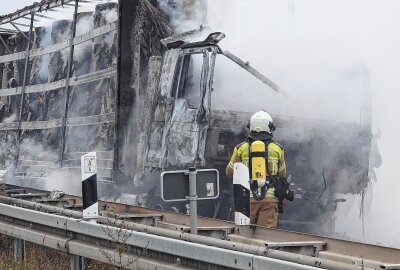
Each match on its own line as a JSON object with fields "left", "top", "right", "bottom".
{"left": 157, "top": 0, "right": 400, "bottom": 247}
{"left": 205, "top": 0, "right": 400, "bottom": 247}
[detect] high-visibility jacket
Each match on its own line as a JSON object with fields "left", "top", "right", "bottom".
{"left": 228, "top": 141, "right": 286, "bottom": 198}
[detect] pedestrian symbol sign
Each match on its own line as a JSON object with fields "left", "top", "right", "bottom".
{"left": 84, "top": 156, "right": 96, "bottom": 173}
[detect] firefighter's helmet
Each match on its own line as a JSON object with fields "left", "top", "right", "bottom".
{"left": 249, "top": 110, "right": 275, "bottom": 134}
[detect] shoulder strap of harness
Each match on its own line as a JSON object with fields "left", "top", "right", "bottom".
{"left": 264, "top": 140, "right": 272, "bottom": 177}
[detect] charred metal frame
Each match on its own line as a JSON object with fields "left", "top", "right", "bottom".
{"left": 113, "top": 0, "right": 122, "bottom": 181}
{"left": 0, "top": 0, "right": 119, "bottom": 181}
{"left": 9, "top": 23, "right": 30, "bottom": 41}
{"left": 15, "top": 13, "right": 35, "bottom": 168}
{"left": 59, "top": 0, "right": 79, "bottom": 167}
{"left": 0, "top": 0, "right": 74, "bottom": 25}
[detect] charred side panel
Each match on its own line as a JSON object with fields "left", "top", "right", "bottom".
{"left": 1, "top": 33, "right": 25, "bottom": 121}
{"left": 65, "top": 3, "right": 118, "bottom": 183}
{"left": 116, "top": 0, "right": 171, "bottom": 186}
{"left": 18, "top": 20, "right": 71, "bottom": 170}
{"left": 10, "top": 33, "right": 28, "bottom": 87}
{"left": 0, "top": 0, "right": 171, "bottom": 193}
{"left": 0, "top": 38, "right": 5, "bottom": 118}
{"left": 68, "top": 12, "right": 94, "bottom": 118}
{"left": 0, "top": 40, "right": 4, "bottom": 88}
{"left": 24, "top": 27, "right": 50, "bottom": 123}
{"left": 73, "top": 12, "right": 94, "bottom": 77}
{"left": 30, "top": 27, "right": 51, "bottom": 85}
{"left": 0, "top": 33, "right": 27, "bottom": 169}
{"left": 0, "top": 2, "right": 120, "bottom": 188}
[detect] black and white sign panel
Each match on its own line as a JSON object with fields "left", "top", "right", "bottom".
{"left": 161, "top": 169, "right": 219, "bottom": 202}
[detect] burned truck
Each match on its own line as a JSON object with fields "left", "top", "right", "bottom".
{"left": 0, "top": 0, "right": 375, "bottom": 234}
{"left": 131, "top": 31, "right": 374, "bottom": 233}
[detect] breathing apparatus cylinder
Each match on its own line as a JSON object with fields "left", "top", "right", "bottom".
{"left": 251, "top": 141, "right": 266, "bottom": 184}
{"left": 250, "top": 140, "right": 268, "bottom": 200}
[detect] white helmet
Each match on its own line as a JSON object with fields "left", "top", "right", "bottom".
{"left": 249, "top": 110, "right": 275, "bottom": 134}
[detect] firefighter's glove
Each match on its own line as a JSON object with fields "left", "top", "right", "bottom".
{"left": 285, "top": 190, "right": 294, "bottom": 201}
{"left": 276, "top": 177, "right": 293, "bottom": 201}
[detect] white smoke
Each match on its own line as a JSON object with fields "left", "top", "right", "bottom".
{"left": 102, "top": 8, "right": 118, "bottom": 24}
{"left": 37, "top": 27, "right": 52, "bottom": 83}
{"left": 74, "top": 14, "right": 94, "bottom": 75}
{"left": 57, "top": 26, "right": 72, "bottom": 72}
{"left": 1, "top": 113, "right": 17, "bottom": 123}
{"left": 76, "top": 14, "right": 95, "bottom": 36}
{"left": 160, "top": 0, "right": 400, "bottom": 247}
{"left": 19, "top": 137, "right": 58, "bottom": 161}
{"left": 45, "top": 169, "right": 81, "bottom": 196}
{"left": 204, "top": 0, "right": 400, "bottom": 248}
{"left": 156, "top": 0, "right": 206, "bottom": 33}
{"left": 206, "top": 1, "right": 369, "bottom": 124}
{"left": 101, "top": 8, "right": 118, "bottom": 48}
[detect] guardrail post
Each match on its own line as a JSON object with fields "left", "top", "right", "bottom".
{"left": 71, "top": 254, "right": 84, "bottom": 270}
{"left": 13, "top": 238, "right": 25, "bottom": 261}
{"left": 81, "top": 152, "right": 98, "bottom": 223}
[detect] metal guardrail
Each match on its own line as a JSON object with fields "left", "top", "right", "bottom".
{"left": 0, "top": 201, "right": 322, "bottom": 270}
{"left": 2, "top": 193, "right": 395, "bottom": 270}
{"left": 3, "top": 187, "right": 400, "bottom": 270}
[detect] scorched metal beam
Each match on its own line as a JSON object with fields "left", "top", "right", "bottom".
{"left": 0, "top": 0, "right": 74, "bottom": 25}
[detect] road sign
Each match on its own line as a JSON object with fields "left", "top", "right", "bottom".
{"left": 161, "top": 169, "right": 219, "bottom": 202}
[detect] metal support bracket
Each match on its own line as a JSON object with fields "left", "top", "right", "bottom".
{"left": 71, "top": 254, "right": 85, "bottom": 270}
{"left": 13, "top": 238, "right": 25, "bottom": 261}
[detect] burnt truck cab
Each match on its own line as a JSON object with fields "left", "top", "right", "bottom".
{"left": 135, "top": 32, "right": 283, "bottom": 176}
{"left": 135, "top": 32, "right": 375, "bottom": 234}
{"left": 144, "top": 45, "right": 216, "bottom": 169}
{"left": 135, "top": 33, "right": 224, "bottom": 182}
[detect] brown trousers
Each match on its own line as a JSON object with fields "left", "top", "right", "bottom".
{"left": 250, "top": 197, "right": 279, "bottom": 228}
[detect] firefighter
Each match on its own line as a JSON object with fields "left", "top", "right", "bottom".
{"left": 226, "top": 110, "right": 289, "bottom": 228}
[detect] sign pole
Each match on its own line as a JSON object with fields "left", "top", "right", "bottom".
{"left": 188, "top": 167, "right": 198, "bottom": 234}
